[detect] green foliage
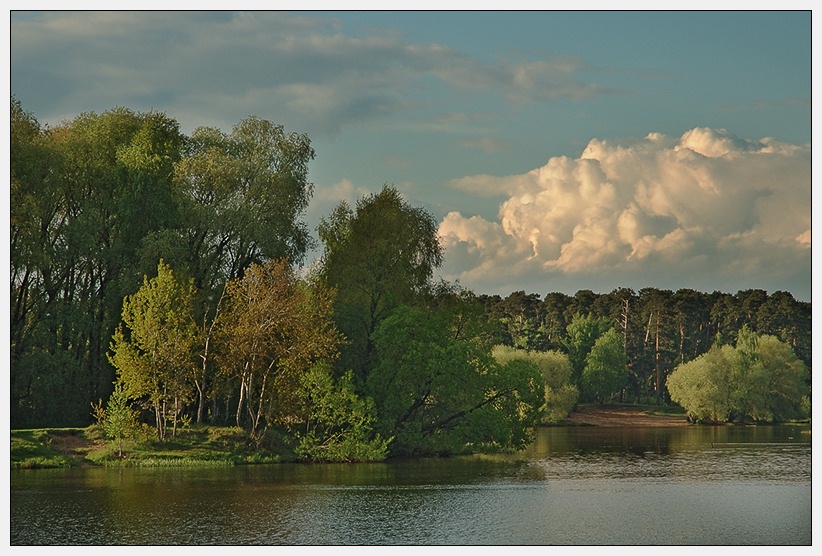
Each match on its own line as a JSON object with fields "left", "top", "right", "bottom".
{"left": 216, "top": 259, "right": 341, "bottom": 443}
{"left": 10, "top": 99, "right": 317, "bottom": 429}
{"left": 317, "top": 185, "right": 444, "bottom": 382}
{"left": 172, "top": 117, "right": 316, "bottom": 291}
{"left": 666, "top": 328, "right": 810, "bottom": 423}
{"left": 581, "top": 328, "right": 629, "bottom": 403}
{"left": 369, "top": 306, "right": 544, "bottom": 456}
{"left": 564, "top": 314, "right": 613, "bottom": 386}
{"left": 109, "top": 260, "right": 199, "bottom": 440}
{"left": 666, "top": 345, "right": 735, "bottom": 423}
{"left": 492, "top": 345, "right": 578, "bottom": 423}
{"left": 292, "top": 365, "right": 390, "bottom": 462}
{"left": 93, "top": 382, "right": 140, "bottom": 457}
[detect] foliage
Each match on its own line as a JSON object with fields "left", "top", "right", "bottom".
{"left": 492, "top": 345, "right": 578, "bottom": 423}
{"left": 666, "top": 327, "right": 809, "bottom": 423}
{"left": 92, "top": 382, "right": 140, "bottom": 457}
{"left": 292, "top": 365, "right": 390, "bottom": 462}
{"left": 564, "top": 313, "right": 613, "bottom": 387}
{"left": 317, "top": 185, "right": 444, "bottom": 382}
{"left": 216, "top": 259, "right": 340, "bottom": 444}
{"left": 581, "top": 328, "right": 629, "bottom": 403}
{"left": 368, "top": 306, "right": 544, "bottom": 456}
{"left": 10, "top": 98, "right": 317, "bottom": 429}
{"left": 108, "top": 260, "right": 199, "bottom": 440}
{"left": 9, "top": 98, "right": 815, "bottom": 458}
{"left": 170, "top": 117, "right": 316, "bottom": 292}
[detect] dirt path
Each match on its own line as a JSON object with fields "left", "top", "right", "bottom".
{"left": 566, "top": 404, "right": 689, "bottom": 427}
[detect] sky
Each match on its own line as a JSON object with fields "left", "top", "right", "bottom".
{"left": 7, "top": 7, "right": 813, "bottom": 301}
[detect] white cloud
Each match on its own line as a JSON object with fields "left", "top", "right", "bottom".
{"left": 438, "top": 128, "right": 811, "bottom": 296}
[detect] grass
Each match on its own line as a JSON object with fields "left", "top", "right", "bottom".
{"left": 11, "top": 424, "right": 292, "bottom": 469}
{"left": 10, "top": 429, "right": 82, "bottom": 469}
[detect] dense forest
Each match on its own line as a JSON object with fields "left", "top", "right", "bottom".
{"left": 10, "top": 98, "right": 811, "bottom": 460}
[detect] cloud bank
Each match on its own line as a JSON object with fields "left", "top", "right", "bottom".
{"left": 10, "top": 12, "right": 623, "bottom": 138}
{"left": 438, "top": 128, "right": 811, "bottom": 298}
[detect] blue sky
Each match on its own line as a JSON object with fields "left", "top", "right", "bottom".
{"left": 8, "top": 8, "right": 813, "bottom": 300}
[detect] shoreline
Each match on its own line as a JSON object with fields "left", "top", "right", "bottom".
{"left": 564, "top": 403, "right": 689, "bottom": 427}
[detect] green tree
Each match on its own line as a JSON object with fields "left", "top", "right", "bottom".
{"left": 170, "top": 117, "right": 316, "bottom": 293}
{"left": 564, "top": 313, "right": 612, "bottom": 388}
{"left": 11, "top": 102, "right": 186, "bottom": 428}
{"left": 93, "top": 382, "right": 140, "bottom": 458}
{"left": 665, "top": 344, "right": 736, "bottom": 423}
{"left": 492, "top": 345, "right": 578, "bottom": 423}
{"left": 215, "top": 259, "right": 340, "bottom": 444}
{"left": 317, "top": 185, "right": 443, "bottom": 384}
{"left": 666, "top": 328, "right": 809, "bottom": 423}
{"left": 581, "top": 328, "right": 629, "bottom": 403}
{"left": 292, "top": 364, "right": 390, "bottom": 462}
{"left": 368, "top": 306, "right": 543, "bottom": 456}
{"left": 109, "top": 260, "right": 198, "bottom": 440}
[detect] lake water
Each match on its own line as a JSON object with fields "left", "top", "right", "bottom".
{"left": 10, "top": 425, "right": 811, "bottom": 545}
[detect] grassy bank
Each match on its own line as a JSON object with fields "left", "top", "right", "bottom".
{"left": 11, "top": 425, "right": 289, "bottom": 469}
{"left": 12, "top": 404, "right": 693, "bottom": 469}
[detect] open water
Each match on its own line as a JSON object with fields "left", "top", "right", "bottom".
{"left": 10, "top": 424, "right": 811, "bottom": 545}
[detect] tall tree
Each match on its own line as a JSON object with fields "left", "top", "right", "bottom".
{"left": 169, "top": 117, "right": 316, "bottom": 294}
{"left": 317, "top": 185, "right": 443, "bottom": 384}
{"left": 11, "top": 103, "right": 185, "bottom": 427}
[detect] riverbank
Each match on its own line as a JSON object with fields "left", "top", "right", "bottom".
{"left": 11, "top": 404, "right": 690, "bottom": 468}
{"left": 565, "top": 403, "right": 689, "bottom": 427}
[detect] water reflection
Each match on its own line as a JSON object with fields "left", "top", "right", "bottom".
{"left": 11, "top": 425, "right": 810, "bottom": 545}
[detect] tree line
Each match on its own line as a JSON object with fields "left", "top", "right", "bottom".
{"left": 476, "top": 286, "right": 811, "bottom": 405}
{"left": 11, "top": 98, "right": 811, "bottom": 461}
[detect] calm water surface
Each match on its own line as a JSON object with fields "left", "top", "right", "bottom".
{"left": 10, "top": 425, "right": 811, "bottom": 545}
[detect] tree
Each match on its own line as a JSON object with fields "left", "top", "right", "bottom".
{"left": 666, "top": 327, "right": 809, "bottom": 423}
{"left": 11, "top": 102, "right": 186, "bottom": 428}
{"left": 108, "top": 260, "right": 199, "bottom": 440}
{"left": 665, "top": 344, "right": 736, "bottom": 423}
{"left": 492, "top": 345, "right": 578, "bottom": 423}
{"left": 317, "top": 185, "right": 443, "bottom": 383}
{"left": 581, "top": 328, "right": 629, "bottom": 403}
{"left": 292, "top": 364, "right": 390, "bottom": 462}
{"left": 368, "top": 306, "right": 544, "bottom": 456}
{"left": 92, "top": 382, "right": 140, "bottom": 458}
{"left": 215, "top": 259, "right": 340, "bottom": 444}
{"left": 564, "top": 313, "right": 612, "bottom": 388}
{"left": 170, "top": 117, "right": 316, "bottom": 293}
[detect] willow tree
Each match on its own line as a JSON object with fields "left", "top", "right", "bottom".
{"left": 666, "top": 327, "right": 809, "bottom": 423}
{"left": 216, "top": 259, "right": 340, "bottom": 444}
{"left": 368, "top": 305, "right": 544, "bottom": 457}
{"left": 108, "top": 260, "right": 198, "bottom": 440}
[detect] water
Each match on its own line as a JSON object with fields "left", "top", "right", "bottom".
{"left": 10, "top": 425, "right": 811, "bottom": 545}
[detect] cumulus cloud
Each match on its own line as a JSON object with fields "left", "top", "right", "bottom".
{"left": 438, "top": 128, "right": 810, "bottom": 296}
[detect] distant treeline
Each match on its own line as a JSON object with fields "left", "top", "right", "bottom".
{"left": 11, "top": 98, "right": 811, "bottom": 459}
{"left": 473, "top": 287, "right": 810, "bottom": 404}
